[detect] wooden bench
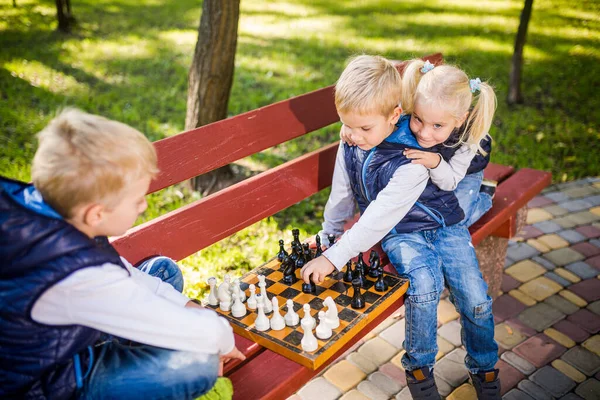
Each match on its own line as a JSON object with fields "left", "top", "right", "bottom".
{"left": 112, "top": 53, "right": 551, "bottom": 400}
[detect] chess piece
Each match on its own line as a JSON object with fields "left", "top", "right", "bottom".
{"left": 343, "top": 260, "right": 354, "bottom": 283}
{"left": 353, "top": 256, "right": 368, "bottom": 289}
{"left": 316, "top": 311, "right": 332, "bottom": 340}
{"left": 277, "top": 239, "right": 288, "bottom": 263}
{"left": 231, "top": 279, "right": 246, "bottom": 302}
{"left": 355, "top": 253, "right": 367, "bottom": 276}
{"left": 315, "top": 234, "right": 323, "bottom": 258}
{"left": 207, "top": 277, "right": 218, "bottom": 306}
{"left": 323, "top": 296, "right": 340, "bottom": 329}
{"left": 368, "top": 250, "right": 380, "bottom": 278}
{"left": 374, "top": 270, "right": 388, "bottom": 292}
{"left": 302, "top": 280, "right": 316, "bottom": 294}
{"left": 247, "top": 284, "right": 258, "bottom": 310}
{"left": 269, "top": 297, "right": 285, "bottom": 331}
{"left": 350, "top": 278, "right": 365, "bottom": 309}
{"left": 302, "top": 243, "right": 312, "bottom": 262}
{"left": 292, "top": 228, "right": 301, "bottom": 248}
{"left": 282, "top": 255, "right": 297, "bottom": 284}
{"left": 254, "top": 298, "right": 270, "bottom": 332}
{"left": 231, "top": 292, "right": 246, "bottom": 318}
{"left": 218, "top": 275, "right": 232, "bottom": 311}
{"left": 300, "top": 318, "right": 318, "bottom": 352}
{"left": 257, "top": 275, "right": 272, "bottom": 313}
{"left": 301, "top": 304, "right": 316, "bottom": 330}
{"left": 284, "top": 299, "right": 299, "bottom": 326}
{"left": 327, "top": 234, "right": 335, "bottom": 248}
{"left": 294, "top": 243, "right": 306, "bottom": 271}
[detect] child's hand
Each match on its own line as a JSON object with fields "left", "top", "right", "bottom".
{"left": 340, "top": 126, "right": 356, "bottom": 146}
{"left": 301, "top": 256, "right": 335, "bottom": 284}
{"left": 218, "top": 346, "right": 246, "bottom": 376}
{"left": 404, "top": 149, "right": 441, "bottom": 169}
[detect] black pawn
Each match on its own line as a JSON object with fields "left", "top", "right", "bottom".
{"left": 294, "top": 244, "right": 306, "bottom": 271}
{"left": 368, "top": 250, "right": 380, "bottom": 278}
{"left": 374, "top": 271, "right": 388, "bottom": 292}
{"left": 350, "top": 278, "right": 365, "bottom": 309}
{"left": 292, "top": 228, "right": 301, "bottom": 248}
{"left": 282, "top": 255, "right": 297, "bottom": 284}
{"left": 355, "top": 252, "right": 367, "bottom": 276}
{"left": 327, "top": 234, "right": 335, "bottom": 248}
{"left": 302, "top": 243, "right": 312, "bottom": 262}
{"left": 315, "top": 235, "right": 323, "bottom": 258}
{"left": 277, "top": 239, "right": 289, "bottom": 263}
{"left": 343, "top": 260, "right": 354, "bottom": 283}
{"left": 302, "top": 280, "right": 316, "bottom": 294}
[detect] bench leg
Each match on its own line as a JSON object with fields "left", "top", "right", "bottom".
{"left": 475, "top": 207, "right": 528, "bottom": 300}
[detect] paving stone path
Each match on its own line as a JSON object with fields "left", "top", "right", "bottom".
{"left": 291, "top": 177, "right": 600, "bottom": 400}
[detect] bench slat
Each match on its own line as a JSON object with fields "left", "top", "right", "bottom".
{"left": 222, "top": 334, "right": 265, "bottom": 375}
{"left": 114, "top": 143, "right": 339, "bottom": 264}
{"left": 228, "top": 297, "right": 405, "bottom": 400}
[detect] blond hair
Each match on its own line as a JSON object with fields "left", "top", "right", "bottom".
{"left": 401, "top": 59, "right": 497, "bottom": 154}
{"left": 335, "top": 55, "right": 402, "bottom": 117}
{"left": 32, "top": 108, "right": 159, "bottom": 218}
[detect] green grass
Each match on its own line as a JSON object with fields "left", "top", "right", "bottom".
{"left": 1, "top": 0, "right": 598, "bottom": 298}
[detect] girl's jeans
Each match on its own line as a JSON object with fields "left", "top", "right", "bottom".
{"left": 382, "top": 224, "right": 498, "bottom": 374}
{"left": 78, "top": 257, "right": 219, "bottom": 400}
{"left": 456, "top": 170, "right": 493, "bottom": 227}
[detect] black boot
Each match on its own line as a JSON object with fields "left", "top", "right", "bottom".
{"left": 480, "top": 180, "right": 497, "bottom": 199}
{"left": 406, "top": 367, "right": 441, "bottom": 400}
{"left": 470, "top": 369, "right": 501, "bottom": 400}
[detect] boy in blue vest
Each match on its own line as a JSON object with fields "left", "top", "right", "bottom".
{"left": 0, "top": 109, "right": 244, "bottom": 400}
{"left": 301, "top": 56, "right": 500, "bottom": 400}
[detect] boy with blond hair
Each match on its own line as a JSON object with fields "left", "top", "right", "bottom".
{"left": 301, "top": 55, "right": 499, "bottom": 400}
{"left": 0, "top": 109, "right": 244, "bottom": 399}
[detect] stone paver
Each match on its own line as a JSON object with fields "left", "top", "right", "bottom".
{"left": 556, "top": 267, "right": 583, "bottom": 283}
{"left": 527, "top": 208, "right": 554, "bottom": 224}
{"left": 437, "top": 335, "right": 455, "bottom": 357}
{"left": 544, "top": 327, "right": 576, "bottom": 348}
{"left": 518, "top": 302, "right": 566, "bottom": 331}
{"left": 544, "top": 248, "right": 586, "bottom": 267}
{"left": 390, "top": 350, "right": 406, "bottom": 371}
{"left": 576, "top": 225, "right": 600, "bottom": 239}
{"left": 587, "top": 255, "right": 600, "bottom": 271}
{"left": 583, "top": 335, "right": 600, "bottom": 357}
{"left": 552, "top": 359, "right": 587, "bottom": 383}
{"left": 529, "top": 196, "right": 555, "bottom": 208}
{"left": 506, "top": 317, "right": 538, "bottom": 338}
{"left": 493, "top": 295, "right": 527, "bottom": 322}
{"left": 379, "top": 319, "right": 405, "bottom": 350}
{"left": 368, "top": 371, "right": 403, "bottom": 396}
{"left": 528, "top": 238, "right": 551, "bottom": 253}
{"left": 339, "top": 390, "right": 370, "bottom": 400}
{"left": 546, "top": 271, "right": 573, "bottom": 287}
{"left": 561, "top": 393, "right": 586, "bottom": 400}
{"left": 347, "top": 352, "right": 378, "bottom": 374}
{"left": 446, "top": 383, "right": 477, "bottom": 400}
{"left": 562, "top": 346, "right": 600, "bottom": 376}
{"left": 534, "top": 220, "right": 564, "bottom": 234}
{"left": 513, "top": 334, "right": 567, "bottom": 367}
{"left": 434, "top": 348, "right": 469, "bottom": 387}
{"left": 508, "top": 243, "right": 541, "bottom": 262}
{"left": 357, "top": 337, "right": 397, "bottom": 367}
{"left": 588, "top": 301, "right": 600, "bottom": 316}
{"left": 297, "top": 377, "right": 342, "bottom": 400}
{"left": 558, "top": 229, "right": 587, "bottom": 244}
{"left": 560, "top": 290, "right": 589, "bottom": 307}
{"left": 434, "top": 374, "right": 454, "bottom": 397}
{"left": 497, "top": 359, "right": 526, "bottom": 395}
{"left": 546, "top": 191, "right": 570, "bottom": 203}
{"left": 379, "top": 362, "right": 407, "bottom": 388}
{"left": 506, "top": 260, "right": 547, "bottom": 283}
{"left": 533, "top": 255, "right": 558, "bottom": 270}
{"left": 545, "top": 294, "right": 581, "bottom": 315}
{"left": 568, "top": 309, "right": 600, "bottom": 334}
{"left": 502, "top": 274, "right": 522, "bottom": 292}
{"left": 438, "top": 299, "right": 460, "bottom": 324}
{"left": 503, "top": 389, "right": 535, "bottom": 400}
{"left": 496, "top": 323, "right": 527, "bottom": 349}
{"left": 510, "top": 290, "right": 537, "bottom": 306}
{"left": 538, "top": 234, "right": 570, "bottom": 250}
{"left": 567, "top": 261, "right": 599, "bottom": 279}
{"left": 575, "top": 379, "right": 600, "bottom": 400}
{"left": 517, "top": 225, "right": 545, "bottom": 240}
{"left": 323, "top": 360, "right": 366, "bottom": 392}
{"left": 356, "top": 381, "right": 388, "bottom": 400}
{"left": 553, "top": 319, "right": 591, "bottom": 343}
{"left": 519, "top": 276, "right": 563, "bottom": 301}
{"left": 395, "top": 387, "right": 411, "bottom": 400}
{"left": 517, "top": 379, "right": 553, "bottom": 400}
{"left": 501, "top": 351, "right": 536, "bottom": 375}
{"left": 530, "top": 366, "right": 577, "bottom": 397}
{"left": 572, "top": 243, "right": 600, "bottom": 258}
{"left": 570, "top": 279, "right": 600, "bottom": 302}
{"left": 438, "top": 320, "right": 463, "bottom": 347}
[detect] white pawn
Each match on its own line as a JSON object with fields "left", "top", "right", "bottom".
{"left": 316, "top": 310, "right": 332, "bottom": 340}
{"left": 247, "top": 284, "right": 258, "bottom": 310}
{"left": 323, "top": 296, "right": 340, "bottom": 329}
{"left": 301, "top": 304, "right": 316, "bottom": 330}
{"left": 207, "top": 277, "right": 218, "bottom": 306}
{"left": 300, "top": 318, "right": 318, "bottom": 352}
{"left": 269, "top": 297, "right": 285, "bottom": 331}
{"left": 258, "top": 275, "right": 272, "bottom": 313}
{"left": 285, "top": 299, "right": 299, "bottom": 326}
{"left": 254, "top": 297, "right": 270, "bottom": 332}
{"left": 231, "top": 292, "right": 246, "bottom": 318}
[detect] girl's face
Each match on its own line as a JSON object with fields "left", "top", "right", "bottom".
{"left": 410, "top": 102, "right": 467, "bottom": 148}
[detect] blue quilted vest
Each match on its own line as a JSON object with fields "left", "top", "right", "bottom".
{"left": 344, "top": 116, "right": 464, "bottom": 233}
{"left": 0, "top": 177, "right": 126, "bottom": 399}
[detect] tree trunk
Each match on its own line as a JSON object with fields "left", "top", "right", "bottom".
{"left": 13, "top": 0, "right": 17, "bottom": 7}
{"left": 55, "top": 0, "right": 71, "bottom": 33}
{"left": 186, "top": 0, "right": 241, "bottom": 195}
{"left": 508, "top": 0, "right": 534, "bottom": 105}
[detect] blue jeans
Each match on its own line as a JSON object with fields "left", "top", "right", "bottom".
{"left": 78, "top": 257, "right": 219, "bottom": 400}
{"left": 455, "top": 171, "right": 493, "bottom": 227}
{"left": 382, "top": 224, "right": 498, "bottom": 374}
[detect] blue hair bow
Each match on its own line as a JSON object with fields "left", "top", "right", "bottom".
{"left": 420, "top": 60, "right": 434, "bottom": 74}
{"left": 470, "top": 78, "right": 482, "bottom": 93}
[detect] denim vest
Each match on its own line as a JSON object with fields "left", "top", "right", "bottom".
{"left": 0, "top": 177, "right": 126, "bottom": 399}
{"left": 343, "top": 116, "right": 464, "bottom": 233}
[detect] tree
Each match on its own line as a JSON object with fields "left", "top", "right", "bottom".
{"left": 55, "top": 0, "right": 75, "bottom": 33}
{"left": 185, "top": 0, "right": 241, "bottom": 195}
{"left": 508, "top": 0, "right": 534, "bottom": 104}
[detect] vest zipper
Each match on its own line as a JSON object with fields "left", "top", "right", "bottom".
{"left": 361, "top": 148, "right": 377, "bottom": 202}
{"left": 414, "top": 202, "right": 446, "bottom": 227}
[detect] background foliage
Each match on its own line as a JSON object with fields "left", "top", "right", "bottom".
{"left": 1, "top": 0, "right": 598, "bottom": 298}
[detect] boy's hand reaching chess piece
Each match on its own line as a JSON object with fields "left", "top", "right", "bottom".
{"left": 301, "top": 256, "right": 335, "bottom": 285}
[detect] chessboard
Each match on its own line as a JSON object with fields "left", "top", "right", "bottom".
{"left": 206, "top": 257, "right": 409, "bottom": 370}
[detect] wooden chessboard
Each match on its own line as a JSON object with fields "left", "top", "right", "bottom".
{"left": 206, "top": 257, "right": 409, "bottom": 370}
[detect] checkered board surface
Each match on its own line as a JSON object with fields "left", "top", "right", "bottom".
{"left": 207, "top": 257, "right": 408, "bottom": 369}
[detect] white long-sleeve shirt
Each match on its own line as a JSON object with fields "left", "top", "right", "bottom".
{"left": 429, "top": 144, "right": 478, "bottom": 191}
{"left": 321, "top": 142, "right": 429, "bottom": 270}
{"left": 31, "top": 257, "right": 235, "bottom": 355}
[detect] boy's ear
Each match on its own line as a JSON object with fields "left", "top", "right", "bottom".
{"left": 389, "top": 106, "right": 402, "bottom": 124}
{"left": 82, "top": 203, "right": 106, "bottom": 228}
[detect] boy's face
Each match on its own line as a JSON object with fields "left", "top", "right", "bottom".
{"left": 338, "top": 107, "right": 400, "bottom": 151}
{"left": 410, "top": 102, "right": 466, "bottom": 148}
{"left": 95, "top": 175, "right": 151, "bottom": 237}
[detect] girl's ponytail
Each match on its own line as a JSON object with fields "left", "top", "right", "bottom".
{"left": 401, "top": 59, "right": 427, "bottom": 114}
{"left": 463, "top": 81, "right": 497, "bottom": 155}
